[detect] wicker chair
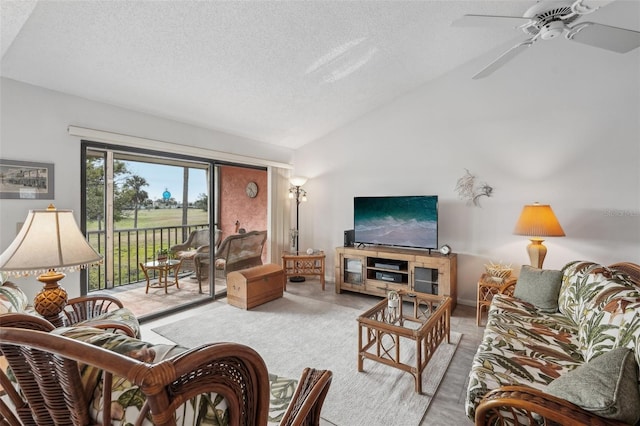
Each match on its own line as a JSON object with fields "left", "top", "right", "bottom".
{"left": 0, "top": 313, "right": 333, "bottom": 426}
{"left": 215, "top": 230, "right": 268, "bottom": 276}
{"left": 170, "top": 228, "right": 221, "bottom": 274}
{"left": 193, "top": 230, "right": 268, "bottom": 289}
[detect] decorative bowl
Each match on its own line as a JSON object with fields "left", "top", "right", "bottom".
{"left": 484, "top": 262, "right": 512, "bottom": 282}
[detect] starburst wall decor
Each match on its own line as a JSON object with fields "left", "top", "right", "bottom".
{"left": 455, "top": 169, "right": 493, "bottom": 207}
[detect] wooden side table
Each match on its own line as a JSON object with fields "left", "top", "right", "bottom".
{"left": 282, "top": 251, "right": 326, "bottom": 290}
{"left": 477, "top": 273, "right": 517, "bottom": 326}
{"left": 140, "top": 259, "right": 182, "bottom": 294}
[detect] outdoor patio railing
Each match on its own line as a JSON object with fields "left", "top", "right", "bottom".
{"left": 87, "top": 224, "right": 209, "bottom": 291}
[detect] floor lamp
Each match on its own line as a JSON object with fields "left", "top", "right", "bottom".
{"left": 513, "top": 202, "right": 565, "bottom": 269}
{"left": 0, "top": 204, "right": 103, "bottom": 327}
{"left": 289, "top": 176, "right": 308, "bottom": 282}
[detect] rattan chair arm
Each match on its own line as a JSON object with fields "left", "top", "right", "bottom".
{"left": 475, "top": 385, "right": 629, "bottom": 426}
{"left": 170, "top": 230, "right": 198, "bottom": 253}
{"left": 0, "top": 312, "right": 55, "bottom": 331}
{"left": 279, "top": 368, "right": 333, "bottom": 426}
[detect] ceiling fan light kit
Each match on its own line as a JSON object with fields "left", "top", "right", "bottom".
{"left": 453, "top": 0, "right": 640, "bottom": 79}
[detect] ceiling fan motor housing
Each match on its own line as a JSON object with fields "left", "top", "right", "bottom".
{"left": 541, "top": 20, "right": 566, "bottom": 39}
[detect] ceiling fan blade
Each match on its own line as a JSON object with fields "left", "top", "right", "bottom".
{"left": 452, "top": 14, "right": 530, "bottom": 28}
{"left": 472, "top": 40, "right": 534, "bottom": 79}
{"left": 567, "top": 22, "right": 640, "bottom": 53}
{"left": 573, "top": 0, "right": 616, "bottom": 11}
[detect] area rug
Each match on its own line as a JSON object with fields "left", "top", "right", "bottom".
{"left": 152, "top": 293, "right": 461, "bottom": 426}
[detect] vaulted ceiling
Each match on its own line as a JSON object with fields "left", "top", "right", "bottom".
{"left": 1, "top": 0, "right": 638, "bottom": 149}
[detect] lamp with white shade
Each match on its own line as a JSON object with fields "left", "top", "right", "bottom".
{"left": 0, "top": 204, "right": 103, "bottom": 326}
{"left": 513, "top": 202, "right": 565, "bottom": 269}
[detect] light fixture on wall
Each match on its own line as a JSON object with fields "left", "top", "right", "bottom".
{"left": 288, "top": 176, "right": 308, "bottom": 282}
{"left": 0, "top": 204, "right": 103, "bottom": 326}
{"left": 513, "top": 202, "right": 565, "bottom": 269}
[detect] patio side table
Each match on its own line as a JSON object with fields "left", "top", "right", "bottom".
{"left": 140, "top": 259, "right": 182, "bottom": 294}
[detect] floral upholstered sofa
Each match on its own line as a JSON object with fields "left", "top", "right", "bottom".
{"left": 466, "top": 261, "right": 640, "bottom": 425}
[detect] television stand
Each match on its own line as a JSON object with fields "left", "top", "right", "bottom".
{"left": 335, "top": 245, "right": 457, "bottom": 308}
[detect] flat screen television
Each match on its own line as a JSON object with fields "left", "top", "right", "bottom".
{"left": 354, "top": 195, "right": 438, "bottom": 250}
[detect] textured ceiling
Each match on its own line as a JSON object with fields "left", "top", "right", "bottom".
{"left": 1, "top": 0, "right": 638, "bottom": 149}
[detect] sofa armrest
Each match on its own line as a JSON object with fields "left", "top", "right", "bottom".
{"left": 476, "top": 385, "right": 629, "bottom": 426}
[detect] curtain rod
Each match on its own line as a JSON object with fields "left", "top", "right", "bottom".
{"left": 67, "top": 125, "right": 293, "bottom": 170}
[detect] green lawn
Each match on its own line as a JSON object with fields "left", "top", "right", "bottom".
{"left": 87, "top": 208, "right": 209, "bottom": 230}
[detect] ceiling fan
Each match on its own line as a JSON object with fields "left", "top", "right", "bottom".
{"left": 452, "top": 0, "right": 640, "bottom": 79}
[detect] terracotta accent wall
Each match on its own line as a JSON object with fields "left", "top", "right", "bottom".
{"left": 219, "top": 165, "right": 268, "bottom": 242}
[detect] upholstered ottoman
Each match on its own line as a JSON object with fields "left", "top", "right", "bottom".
{"left": 227, "top": 263, "right": 284, "bottom": 309}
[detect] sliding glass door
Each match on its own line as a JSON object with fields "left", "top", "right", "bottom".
{"left": 81, "top": 142, "right": 270, "bottom": 319}
{"left": 81, "top": 143, "right": 215, "bottom": 315}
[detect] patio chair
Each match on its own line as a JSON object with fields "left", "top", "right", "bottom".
{"left": 194, "top": 230, "right": 268, "bottom": 290}
{"left": 170, "top": 227, "right": 221, "bottom": 274}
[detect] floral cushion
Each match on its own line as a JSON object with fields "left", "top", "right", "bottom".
{"left": 465, "top": 294, "right": 583, "bottom": 420}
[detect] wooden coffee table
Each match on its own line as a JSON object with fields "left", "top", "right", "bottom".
{"left": 357, "top": 291, "right": 451, "bottom": 393}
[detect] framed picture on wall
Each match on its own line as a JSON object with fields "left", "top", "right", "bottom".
{"left": 0, "top": 159, "right": 55, "bottom": 199}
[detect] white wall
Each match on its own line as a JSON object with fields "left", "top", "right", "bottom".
{"left": 294, "top": 31, "right": 640, "bottom": 306}
{"left": 0, "top": 78, "right": 294, "bottom": 299}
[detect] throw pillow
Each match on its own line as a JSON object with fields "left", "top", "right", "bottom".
{"left": 513, "top": 265, "right": 563, "bottom": 313}
{"left": 546, "top": 347, "right": 640, "bottom": 424}
{"left": 0, "top": 282, "right": 30, "bottom": 314}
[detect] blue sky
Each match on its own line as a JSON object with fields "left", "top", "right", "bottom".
{"left": 123, "top": 161, "right": 207, "bottom": 202}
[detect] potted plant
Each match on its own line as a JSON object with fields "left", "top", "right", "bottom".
{"left": 156, "top": 248, "right": 171, "bottom": 263}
